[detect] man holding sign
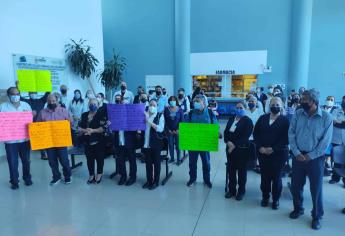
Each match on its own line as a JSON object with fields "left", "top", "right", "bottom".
{"left": 0, "top": 87, "right": 33, "bottom": 190}
{"left": 37, "top": 94, "right": 72, "bottom": 185}
{"left": 185, "top": 95, "right": 219, "bottom": 189}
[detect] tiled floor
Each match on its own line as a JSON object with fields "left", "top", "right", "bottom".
{"left": 1, "top": 123, "right": 345, "bottom": 236}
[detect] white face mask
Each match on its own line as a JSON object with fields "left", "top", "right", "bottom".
{"left": 149, "top": 106, "right": 157, "bottom": 114}
{"left": 87, "top": 93, "right": 95, "bottom": 99}
{"left": 96, "top": 97, "right": 103, "bottom": 104}
{"left": 268, "top": 88, "right": 273, "bottom": 93}
{"left": 326, "top": 100, "right": 334, "bottom": 107}
{"left": 29, "top": 94, "right": 37, "bottom": 99}
{"left": 10, "top": 95, "right": 20, "bottom": 103}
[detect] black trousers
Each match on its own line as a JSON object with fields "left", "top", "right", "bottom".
{"left": 227, "top": 148, "right": 249, "bottom": 194}
{"left": 118, "top": 146, "right": 137, "bottom": 179}
{"left": 291, "top": 156, "right": 325, "bottom": 220}
{"left": 259, "top": 153, "right": 287, "bottom": 201}
{"left": 144, "top": 148, "right": 161, "bottom": 184}
{"left": 85, "top": 142, "right": 105, "bottom": 176}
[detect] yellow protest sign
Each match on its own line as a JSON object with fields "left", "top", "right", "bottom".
{"left": 29, "top": 120, "right": 72, "bottom": 150}
{"left": 17, "top": 69, "right": 52, "bottom": 92}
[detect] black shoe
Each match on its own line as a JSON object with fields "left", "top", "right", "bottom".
{"left": 41, "top": 155, "right": 48, "bottom": 160}
{"left": 261, "top": 199, "right": 269, "bottom": 207}
{"left": 50, "top": 178, "right": 61, "bottom": 186}
{"left": 11, "top": 183, "right": 19, "bottom": 190}
{"left": 225, "top": 192, "right": 236, "bottom": 199}
{"left": 324, "top": 169, "right": 331, "bottom": 177}
{"left": 149, "top": 183, "right": 159, "bottom": 190}
{"left": 125, "top": 178, "right": 136, "bottom": 186}
{"left": 118, "top": 177, "right": 126, "bottom": 185}
{"left": 24, "top": 180, "right": 33, "bottom": 186}
{"left": 342, "top": 208, "right": 345, "bottom": 214}
{"left": 186, "top": 180, "right": 195, "bottom": 187}
{"left": 142, "top": 182, "right": 151, "bottom": 189}
{"left": 96, "top": 176, "right": 103, "bottom": 184}
{"left": 236, "top": 193, "right": 244, "bottom": 201}
{"left": 204, "top": 181, "right": 212, "bottom": 189}
{"left": 289, "top": 209, "right": 304, "bottom": 219}
{"left": 311, "top": 219, "right": 321, "bottom": 230}
{"left": 64, "top": 178, "right": 72, "bottom": 185}
{"left": 272, "top": 201, "right": 280, "bottom": 210}
{"left": 87, "top": 177, "right": 96, "bottom": 184}
{"left": 110, "top": 171, "right": 119, "bottom": 179}
{"left": 329, "top": 179, "right": 338, "bottom": 184}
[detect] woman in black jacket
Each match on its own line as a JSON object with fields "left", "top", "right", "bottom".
{"left": 253, "top": 97, "right": 289, "bottom": 209}
{"left": 224, "top": 101, "right": 253, "bottom": 200}
{"left": 78, "top": 98, "right": 107, "bottom": 184}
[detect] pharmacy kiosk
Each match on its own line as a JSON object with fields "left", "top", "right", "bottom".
{"left": 190, "top": 50, "right": 268, "bottom": 116}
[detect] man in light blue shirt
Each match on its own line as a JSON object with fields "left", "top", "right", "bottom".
{"left": 288, "top": 89, "right": 333, "bottom": 230}
{"left": 152, "top": 85, "right": 168, "bottom": 113}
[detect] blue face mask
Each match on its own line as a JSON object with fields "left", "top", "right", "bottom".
{"left": 169, "top": 101, "right": 176, "bottom": 107}
{"left": 235, "top": 108, "right": 246, "bottom": 117}
{"left": 89, "top": 104, "right": 98, "bottom": 112}
{"left": 194, "top": 102, "right": 202, "bottom": 110}
{"left": 248, "top": 103, "right": 255, "bottom": 110}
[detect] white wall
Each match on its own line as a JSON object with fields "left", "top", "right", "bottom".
{"left": 0, "top": 0, "right": 104, "bottom": 156}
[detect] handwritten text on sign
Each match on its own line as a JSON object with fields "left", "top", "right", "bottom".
{"left": 29, "top": 120, "right": 72, "bottom": 150}
{"left": 0, "top": 112, "right": 33, "bottom": 142}
{"left": 107, "top": 104, "right": 146, "bottom": 131}
{"left": 17, "top": 69, "right": 52, "bottom": 92}
{"left": 179, "top": 123, "right": 219, "bottom": 152}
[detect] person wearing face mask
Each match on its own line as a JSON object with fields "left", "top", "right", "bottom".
{"left": 286, "top": 93, "right": 301, "bottom": 121}
{"left": 264, "top": 85, "right": 274, "bottom": 113}
{"left": 177, "top": 88, "right": 191, "bottom": 118}
{"left": 37, "top": 94, "right": 73, "bottom": 185}
{"left": 288, "top": 89, "right": 333, "bottom": 230}
{"left": 68, "top": 90, "right": 87, "bottom": 146}
{"left": 321, "top": 96, "right": 337, "bottom": 114}
{"left": 253, "top": 97, "right": 289, "bottom": 210}
{"left": 134, "top": 86, "right": 144, "bottom": 104}
{"left": 113, "top": 81, "right": 134, "bottom": 104}
{"left": 152, "top": 85, "right": 168, "bottom": 113}
{"left": 164, "top": 96, "right": 184, "bottom": 164}
{"left": 329, "top": 96, "right": 345, "bottom": 186}
{"left": 0, "top": 87, "right": 33, "bottom": 190}
{"left": 187, "top": 95, "right": 218, "bottom": 188}
{"left": 78, "top": 98, "right": 107, "bottom": 184}
{"left": 112, "top": 95, "right": 138, "bottom": 186}
{"left": 60, "top": 84, "right": 68, "bottom": 107}
{"left": 224, "top": 101, "right": 253, "bottom": 200}
{"left": 95, "top": 93, "right": 108, "bottom": 120}
{"left": 142, "top": 99, "right": 165, "bottom": 190}
{"left": 138, "top": 93, "right": 149, "bottom": 108}
{"left": 245, "top": 95, "right": 264, "bottom": 173}
{"left": 162, "top": 88, "right": 168, "bottom": 97}
{"left": 19, "top": 90, "right": 50, "bottom": 160}
{"left": 255, "top": 87, "right": 268, "bottom": 106}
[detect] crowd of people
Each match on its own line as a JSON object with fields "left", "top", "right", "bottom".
{"left": 1, "top": 81, "right": 345, "bottom": 230}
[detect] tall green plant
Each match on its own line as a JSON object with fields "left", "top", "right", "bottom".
{"left": 65, "top": 39, "right": 99, "bottom": 79}
{"left": 99, "top": 52, "right": 126, "bottom": 90}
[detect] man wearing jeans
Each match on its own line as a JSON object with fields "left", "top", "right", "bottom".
{"left": 288, "top": 89, "right": 333, "bottom": 230}
{"left": 0, "top": 87, "right": 33, "bottom": 190}
{"left": 187, "top": 95, "right": 217, "bottom": 189}
{"left": 37, "top": 94, "right": 72, "bottom": 185}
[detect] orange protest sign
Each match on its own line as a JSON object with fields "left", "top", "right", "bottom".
{"left": 29, "top": 120, "right": 72, "bottom": 150}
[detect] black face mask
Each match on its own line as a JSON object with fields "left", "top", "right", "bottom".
{"left": 291, "top": 98, "right": 299, "bottom": 104}
{"left": 156, "top": 91, "right": 161, "bottom": 96}
{"left": 115, "top": 100, "right": 121, "bottom": 104}
{"left": 163, "top": 91, "right": 167, "bottom": 95}
{"left": 60, "top": 89, "right": 67, "bottom": 95}
{"left": 301, "top": 102, "right": 311, "bottom": 112}
{"left": 270, "top": 106, "right": 280, "bottom": 114}
{"left": 138, "top": 90, "right": 143, "bottom": 95}
{"left": 121, "top": 85, "right": 126, "bottom": 91}
{"left": 178, "top": 94, "right": 184, "bottom": 99}
{"left": 141, "top": 98, "right": 147, "bottom": 103}
{"left": 48, "top": 103, "right": 57, "bottom": 110}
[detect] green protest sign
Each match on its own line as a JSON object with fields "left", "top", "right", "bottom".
{"left": 179, "top": 123, "right": 219, "bottom": 152}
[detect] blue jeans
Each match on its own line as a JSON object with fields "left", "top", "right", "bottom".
{"left": 188, "top": 151, "right": 210, "bottom": 182}
{"left": 168, "top": 133, "right": 180, "bottom": 161}
{"left": 291, "top": 156, "right": 325, "bottom": 220}
{"left": 46, "top": 147, "right": 71, "bottom": 181}
{"left": 5, "top": 141, "right": 31, "bottom": 184}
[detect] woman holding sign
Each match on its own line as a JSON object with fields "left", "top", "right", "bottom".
{"left": 224, "top": 101, "right": 253, "bottom": 201}
{"left": 253, "top": 97, "right": 289, "bottom": 210}
{"left": 142, "top": 99, "right": 165, "bottom": 190}
{"left": 78, "top": 98, "right": 107, "bottom": 184}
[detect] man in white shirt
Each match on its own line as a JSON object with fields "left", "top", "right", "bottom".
{"left": 0, "top": 87, "right": 33, "bottom": 190}
{"left": 113, "top": 81, "right": 134, "bottom": 104}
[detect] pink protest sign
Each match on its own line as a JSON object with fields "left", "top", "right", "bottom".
{"left": 0, "top": 112, "right": 33, "bottom": 142}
